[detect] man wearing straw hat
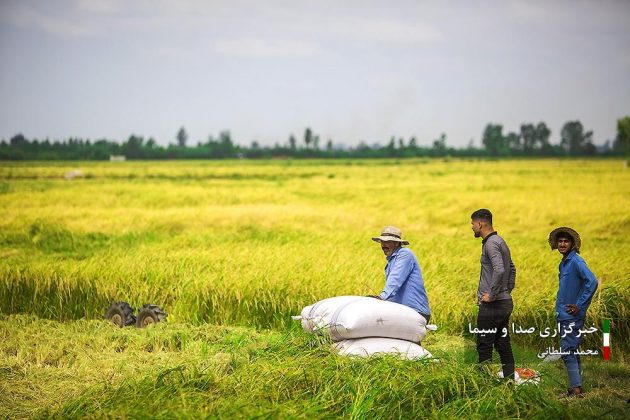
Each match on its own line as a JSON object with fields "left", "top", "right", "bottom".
{"left": 370, "top": 226, "right": 431, "bottom": 325}
{"left": 548, "top": 226, "right": 598, "bottom": 398}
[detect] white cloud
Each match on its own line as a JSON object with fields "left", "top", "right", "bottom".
{"left": 1, "top": 3, "right": 99, "bottom": 37}
{"left": 211, "top": 37, "right": 322, "bottom": 57}
{"left": 313, "top": 16, "right": 443, "bottom": 45}
{"left": 76, "top": 0, "right": 125, "bottom": 15}
{"left": 1, "top": 0, "right": 444, "bottom": 47}
{"left": 507, "top": 0, "right": 550, "bottom": 21}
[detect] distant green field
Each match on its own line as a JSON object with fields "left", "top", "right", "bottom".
{"left": 1, "top": 159, "right": 629, "bottom": 418}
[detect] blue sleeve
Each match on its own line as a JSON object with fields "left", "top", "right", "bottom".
{"left": 379, "top": 250, "right": 413, "bottom": 300}
{"left": 575, "top": 260, "right": 598, "bottom": 310}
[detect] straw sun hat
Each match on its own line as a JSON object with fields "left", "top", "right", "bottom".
{"left": 548, "top": 226, "right": 582, "bottom": 252}
{"left": 372, "top": 226, "right": 409, "bottom": 245}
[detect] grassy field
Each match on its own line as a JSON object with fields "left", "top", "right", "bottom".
{"left": 1, "top": 158, "right": 629, "bottom": 418}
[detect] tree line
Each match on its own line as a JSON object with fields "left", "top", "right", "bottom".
{"left": 1, "top": 117, "right": 628, "bottom": 160}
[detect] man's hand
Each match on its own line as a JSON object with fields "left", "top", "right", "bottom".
{"left": 565, "top": 304, "right": 580, "bottom": 315}
{"left": 366, "top": 295, "right": 382, "bottom": 300}
{"left": 481, "top": 292, "right": 493, "bottom": 303}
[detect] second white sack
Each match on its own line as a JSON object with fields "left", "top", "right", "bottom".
{"left": 334, "top": 337, "right": 433, "bottom": 360}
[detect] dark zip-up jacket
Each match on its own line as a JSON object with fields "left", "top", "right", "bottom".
{"left": 478, "top": 231, "right": 516, "bottom": 303}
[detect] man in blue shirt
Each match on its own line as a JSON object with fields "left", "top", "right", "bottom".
{"left": 370, "top": 226, "right": 431, "bottom": 324}
{"left": 548, "top": 226, "right": 598, "bottom": 398}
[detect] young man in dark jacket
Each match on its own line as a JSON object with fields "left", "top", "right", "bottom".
{"left": 471, "top": 209, "right": 516, "bottom": 380}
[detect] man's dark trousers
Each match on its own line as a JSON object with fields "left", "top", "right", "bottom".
{"left": 476, "top": 298, "right": 515, "bottom": 379}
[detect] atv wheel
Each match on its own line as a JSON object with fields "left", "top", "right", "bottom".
{"left": 136, "top": 304, "right": 168, "bottom": 328}
{"left": 105, "top": 302, "right": 136, "bottom": 327}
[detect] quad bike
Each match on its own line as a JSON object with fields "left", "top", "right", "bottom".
{"left": 105, "top": 302, "right": 167, "bottom": 328}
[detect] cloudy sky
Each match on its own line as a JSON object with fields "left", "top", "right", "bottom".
{"left": 1, "top": 0, "right": 629, "bottom": 147}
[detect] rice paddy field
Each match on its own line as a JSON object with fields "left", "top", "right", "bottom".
{"left": 1, "top": 158, "right": 629, "bottom": 418}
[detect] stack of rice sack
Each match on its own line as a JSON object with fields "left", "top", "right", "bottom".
{"left": 296, "top": 296, "right": 434, "bottom": 360}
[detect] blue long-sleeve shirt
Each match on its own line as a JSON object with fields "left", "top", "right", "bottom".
{"left": 378, "top": 247, "right": 431, "bottom": 316}
{"left": 556, "top": 250, "right": 598, "bottom": 321}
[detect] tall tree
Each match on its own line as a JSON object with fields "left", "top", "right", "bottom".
{"left": 482, "top": 124, "right": 505, "bottom": 156}
{"left": 386, "top": 136, "right": 396, "bottom": 156}
{"left": 218, "top": 131, "right": 235, "bottom": 158}
{"left": 289, "top": 135, "right": 297, "bottom": 151}
{"left": 304, "top": 127, "right": 312, "bottom": 149}
{"left": 9, "top": 133, "right": 27, "bottom": 147}
{"left": 125, "top": 135, "right": 143, "bottom": 148}
{"left": 176, "top": 126, "right": 188, "bottom": 148}
{"left": 520, "top": 123, "right": 536, "bottom": 151}
{"left": 432, "top": 133, "right": 447, "bottom": 154}
{"left": 613, "top": 116, "right": 630, "bottom": 156}
{"left": 535, "top": 122, "right": 551, "bottom": 150}
{"left": 505, "top": 132, "right": 520, "bottom": 151}
{"left": 560, "top": 121, "right": 593, "bottom": 155}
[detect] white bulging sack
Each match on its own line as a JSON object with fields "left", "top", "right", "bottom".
{"left": 300, "top": 295, "right": 427, "bottom": 342}
{"left": 334, "top": 337, "right": 433, "bottom": 360}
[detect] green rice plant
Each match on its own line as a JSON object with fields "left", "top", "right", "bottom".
{"left": 1, "top": 315, "right": 628, "bottom": 419}
{"left": 0, "top": 159, "right": 628, "bottom": 348}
